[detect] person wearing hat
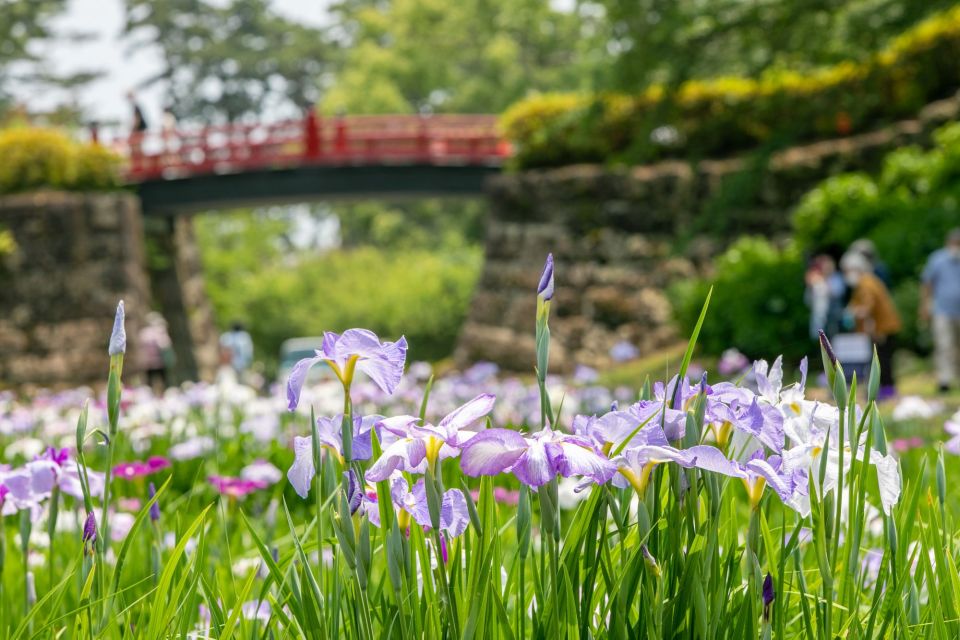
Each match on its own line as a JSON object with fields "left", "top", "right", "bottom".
{"left": 841, "top": 251, "right": 902, "bottom": 400}
{"left": 849, "top": 238, "right": 893, "bottom": 289}
{"left": 921, "top": 228, "right": 960, "bottom": 393}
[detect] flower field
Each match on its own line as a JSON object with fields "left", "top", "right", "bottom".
{"left": 1, "top": 258, "right": 959, "bottom": 639}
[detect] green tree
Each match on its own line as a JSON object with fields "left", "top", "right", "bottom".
{"left": 323, "top": 0, "right": 599, "bottom": 114}
{"left": 599, "top": 0, "right": 957, "bottom": 90}
{"left": 123, "top": 0, "right": 331, "bottom": 122}
{"left": 0, "top": 0, "right": 100, "bottom": 117}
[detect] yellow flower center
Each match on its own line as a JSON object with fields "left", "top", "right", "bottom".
{"left": 741, "top": 477, "right": 766, "bottom": 509}
{"left": 425, "top": 436, "right": 444, "bottom": 466}
{"left": 619, "top": 461, "right": 660, "bottom": 495}
{"left": 328, "top": 354, "right": 361, "bottom": 390}
{"left": 712, "top": 421, "right": 733, "bottom": 449}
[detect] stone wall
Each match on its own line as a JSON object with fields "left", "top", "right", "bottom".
{"left": 0, "top": 192, "right": 150, "bottom": 386}
{"left": 456, "top": 94, "right": 960, "bottom": 371}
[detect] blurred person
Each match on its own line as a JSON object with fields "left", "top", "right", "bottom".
{"left": 805, "top": 254, "right": 845, "bottom": 339}
{"left": 220, "top": 321, "right": 254, "bottom": 380}
{"left": 921, "top": 228, "right": 960, "bottom": 393}
{"left": 849, "top": 238, "right": 893, "bottom": 289}
{"left": 127, "top": 90, "right": 148, "bottom": 134}
{"left": 139, "top": 312, "right": 173, "bottom": 393}
{"left": 127, "top": 90, "right": 148, "bottom": 158}
{"left": 841, "top": 251, "right": 902, "bottom": 400}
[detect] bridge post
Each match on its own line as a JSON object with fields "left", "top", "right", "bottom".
{"left": 304, "top": 109, "right": 321, "bottom": 159}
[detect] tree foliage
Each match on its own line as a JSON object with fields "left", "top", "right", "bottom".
{"left": 600, "top": 0, "right": 958, "bottom": 90}
{"left": 321, "top": 0, "right": 599, "bottom": 114}
{"left": 123, "top": 0, "right": 331, "bottom": 122}
{"left": 0, "top": 0, "right": 100, "bottom": 115}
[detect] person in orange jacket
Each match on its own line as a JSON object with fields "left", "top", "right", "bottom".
{"left": 840, "top": 251, "right": 902, "bottom": 400}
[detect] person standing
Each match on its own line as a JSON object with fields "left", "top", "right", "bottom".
{"left": 849, "top": 238, "right": 893, "bottom": 289}
{"left": 220, "top": 321, "right": 254, "bottom": 381}
{"left": 128, "top": 90, "right": 149, "bottom": 133}
{"left": 841, "top": 251, "right": 902, "bottom": 400}
{"left": 139, "top": 312, "right": 174, "bottom": 393}
{"left": 921, "top": 228, "right": 960, "bottom": 393}
{"left": 805, "top": 254, "right": 846, "bottom": 339}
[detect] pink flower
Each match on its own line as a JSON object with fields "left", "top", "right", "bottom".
{"left": 209, "top": 475, "right": 268, "bottom": 499}
{"left": 113, "top": 456, "right": 170, "bottom": 480}
{"left": 891, "top": 437, "right": 924, "bottom": 453}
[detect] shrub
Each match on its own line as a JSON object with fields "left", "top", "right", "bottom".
{"left": 673, "top": 237, "right": 809, "bottom": 362}
{"left": 201, "top": 244, "right": 483, "bottom": 368}
{"left": 0, "top": 127, "right": 121, "bottom": 195}
{"left": 502, "top": 6, "right": 960, "bottom": 167}
{"left": 685, "top": 120, "right": 960, "bottom": 360}
{"left": 793, "top": 121, "right": 960, "bottom": 284}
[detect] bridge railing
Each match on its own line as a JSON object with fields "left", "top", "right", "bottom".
{"left": 104, "top": 114, "right": 509, "bottom": 182}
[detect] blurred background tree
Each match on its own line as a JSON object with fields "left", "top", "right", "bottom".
{"left": 0, "top": 0, "right": 101, "bottom": 123}
{"left": 321, "top": 0, "right": 600, "bottom": 113}
{"left": 599, "top": 0, "right": 957, "bottom": 90}
{"left": 123, "top": 0, "right": 331, "bottom": 122}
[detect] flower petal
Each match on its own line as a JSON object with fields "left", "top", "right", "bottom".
{"left": 286, "top": 354, "right": 325, "bottom": 411}
{"left": 287, "top": 436, "right": 315, "bottom": 499}
{"left": 441, "top": 489, "right": 470, "bottom": 537}
{"left": 365, "top": 438, "right": 427, "bottom": 482}
{"left": 512, "top": 440, "right": 554, "bottom": 487}
{"left": 459, "top": 429, "right": 528, "bottom": 477}
{"left": 439, "top": 394, "right": 496, "bottom": 439}
{"left": 553, "top": 441, "right": 617, "bottom": 484}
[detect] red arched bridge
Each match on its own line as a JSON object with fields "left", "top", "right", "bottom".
{"left": 104, "top": 113, "right": 510, "bottom": 214}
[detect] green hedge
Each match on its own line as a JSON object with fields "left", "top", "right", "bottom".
{"left": 502, "top": 6, "right": 960, "bottom": 168}
{"left": 0, "top": 127, "right": 122, "bottom": 195}
{"left": 677, "top": 120, "right": 960, "bottom": 359}
{"left": 672, "top": 237, "right": 808, "bottom": 362}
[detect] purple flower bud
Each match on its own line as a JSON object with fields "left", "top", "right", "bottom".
{"left": 344, "top": 470, "right": 362, "bottom": 515}
{"left": 83, "top": 511, "right": 97, "bottom": 547}
{"left": 148, "top": 482, "right": 161, "bottom": 522}
{"left": 439, "top": 532, "right": 449, "bottom": 564}
{"left": 537, "top": 253, "right": 554, "bottom": 301}
{"left": 108, "top": 300, "right": 126, "bottom": 356}
{"left": 762, "top": 572, "right": 775, "bottom": 621}
{"left": 818, "top": 330, "right": 837, "bottom": 366}
{"left": 0, "top": 484, "right": 8, "bottom": 508}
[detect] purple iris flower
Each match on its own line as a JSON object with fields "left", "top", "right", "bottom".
{"left": 609, "top": 341, "right": 639, "bottom": 363}
{"left": 287, "top": 414, "right": 382, "bottom": 499}
{"left": 739, "top": 449, "right": 809, "bottom": 515}
{"left": 460, "top": 426, "right": 617, "bottom": 488}
{"left": 707, "top": 384, "right": 783, "bottom": 453}
{"left": 43, "top": 447, "right": 70, "bottom": 467}
{"left": 365, "top": 394, "right": 495, "bottom": 482}
{"left": 366, "top": 475, "right": 470, "bottom": 538}
{"left": 611, "top": 441, "right": 746, "bottom": 493}
{"left": 286, "top": 329, "right": 408, "bottom": 411}
{"left": 537, "top": 254, "right": 554, "bottom": 301}
{"left": 573, "top": 401, "right": 686, "bottom": 451}
{"left": 108, "top": 300, "right": 126, "bottom": 356}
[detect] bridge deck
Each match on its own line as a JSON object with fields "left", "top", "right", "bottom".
{"left": 107, "top": 113, "right": 509, "bottom": 183}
